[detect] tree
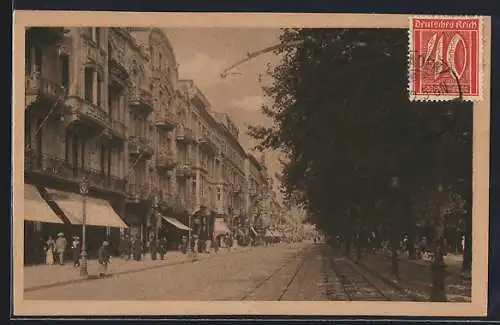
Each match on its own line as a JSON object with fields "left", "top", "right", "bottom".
{"left": 248, "top": 28, "right": 473, "bottom": 274}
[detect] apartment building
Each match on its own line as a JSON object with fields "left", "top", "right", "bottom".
{"left": 23, "top": 27, "right": 285, "bottom": 263}
{"left": 244, "top": 153, "right": 270, "bottom": 230}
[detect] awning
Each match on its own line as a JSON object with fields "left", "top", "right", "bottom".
{"left": 24, "top": 184, "right": 64, "bottom": 224}
{"left": 161, "top": 215, "right": 190, "bottom": 231}
{"left": 45, "top": 188, "right": 128, "bottom": 228}
{"left": 214, "top": 218, "right": 230, "bottom": 235}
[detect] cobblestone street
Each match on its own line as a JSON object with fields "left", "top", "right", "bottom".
{"left": 24, "top": 242, "right": 471, "bottom": 301}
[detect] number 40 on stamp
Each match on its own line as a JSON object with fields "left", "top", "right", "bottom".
{"left": 409, "top": 16, "right": 483, "bottom": 102}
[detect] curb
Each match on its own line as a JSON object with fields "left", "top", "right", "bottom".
{"left": 24, "top": 247, "right": 253, "bottom": 293}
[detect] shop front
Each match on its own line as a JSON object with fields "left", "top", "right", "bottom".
{"left": 23, "top": 183, "right": 66, "bottom": 265}
{"left": 43, "top": 187, "right": 129, "bottom": 258}
{"left": 157, "top": 212, "right": 191, "bottom": 251}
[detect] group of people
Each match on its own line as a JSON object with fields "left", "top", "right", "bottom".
{"left": 118, "top": 234, "right": 169, "bottom": 261}
{"left": 43, "top": 232, "right": 111, "bottom": 277}
{"left": 43, "top": 232, "right": 76, "bottom": 266}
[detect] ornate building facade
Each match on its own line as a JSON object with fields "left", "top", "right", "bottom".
{"left": 23, "top": 27, "right": 286, "bottom": 263}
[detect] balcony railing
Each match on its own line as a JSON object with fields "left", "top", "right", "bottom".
{"left": 156, "top": 150, "right": 176, "bottom": 170}
{"left": 154, "top": 110, "right": 178, "bottom": 131}
{"left": 26, "top": 27, "right": 67, "bottom": 45}
{"left": 232, "top": 184, "right": 242, "bottom": 194}
{"left": 198, "top": 136, "right": 218, "bottom": 153}
{"left": 25, "top": 73, "right": 66, "bottom": 109}
{"left": 109, "top": 118, "right": 127, "bottom": 140}
{"left": 176, "top": 126, "right": 196, "bottom": 144}
{"left": 125, "top": 180, "right": 151, "bottom": 201}
{"left": 65, "top": 96, "right": 110, "bottom": 130}
{"left": 24, "top": 149, "right": 126, "bottom": 194}
{"left": 128, "top": 136, "right": 154, "bottom": 159}
{"left": 176, "top": 160, "right": 194, "bottom": 178}
{"left": 128, "top": 88, "right": 154, "bottom": 116}
{"left": 159, "top": 192, "right": 175, "bottom": 209}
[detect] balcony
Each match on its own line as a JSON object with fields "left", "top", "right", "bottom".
{"left": 128, "top": 88, "right": 154, "bottom": 116}
{"left": 109, "top": 118, "right": 127, "bottom": 141}
{"left": 108, "top": 49, "right": 129, "bottom": 82}
{"left": 156, "top": 150, "right": 176, "bottom": 170}
{"left": 64, "top": 96, "right": 110, "bottom": 136}
{"left": 176, "top": 161, "right": 194, "bottom": 179}
{"left": 231, "top": 184, "right": 242, "bottom": 194}
{"left": 198, "top": 136, "right": 218, "bottom": 154}
{"left": 26, "top": 27, "right": 67, "bottom": 45}
{"left": 24, "top": 149, "right": 126, "bottom": 195}
{"left": 154, "top": 110, "right": 178, "bottom": 131}
{"left": 159, "top": 192, "right": 175, "bottom": 210}
{"left": 125, "top": 180, "right": 151, "bottom": 202}
{"left": 176, "top": 126, "right": 196, "bottom": 144}
{"left": 25, "top": 73, "right": 68, "bottom": 115}
{"left": 128, "top": 136, "right": 154, "bottom": 159}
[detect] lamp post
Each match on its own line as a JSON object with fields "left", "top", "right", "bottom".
{"left": 79, "top": 176, "right": 89, "bottom": 277}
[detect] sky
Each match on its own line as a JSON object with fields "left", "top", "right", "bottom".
{"left": 163, "top": 27, "right": 285, "bottom": 200}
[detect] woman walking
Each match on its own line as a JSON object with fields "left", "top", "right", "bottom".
{"left": 71, "top": 235, "right": 81, "bottom": 267}
{"left": 44, "top": 236, "right": 55, "bottom": 265}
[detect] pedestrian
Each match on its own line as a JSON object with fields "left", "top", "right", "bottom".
{"left": 71, "top": 235, "right": 81, "bottom": 267}
{"left": 133, "top": 235, "right": 142, "bottom": 261}
{"left": 44, "top": 236, "right": 55, "bottom": 265}
{"left": 213, "top": 235, "right": 219, "bottom": 254}
{"left": 150, "top": 235, "right": 158, "bottom": 261}
{"left": 181, "top": 235, "right": 187, "bottom": 254}
{"left": 97, "top": 241, "right": 111, "bottom": 277}
{"left": 55, "top": 232, "right": 67, "bottom": 265}
{"left": 158, "top": 236, "right": 167, "bottom": 260}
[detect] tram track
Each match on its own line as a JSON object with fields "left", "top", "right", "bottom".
{"left": 239, "top": 245, "right": 312, "bottom": 301}
{"left": 328, "top": 252, "right": 392, "bottom": 301}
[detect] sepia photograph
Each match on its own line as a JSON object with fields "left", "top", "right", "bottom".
{"left": 12, "top": 12, "right": 491, "bottom": 316}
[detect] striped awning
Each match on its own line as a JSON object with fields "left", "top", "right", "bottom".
{"left": 24, "top": 184, "right": 64, "bottom": 224}
{"left": 45, "top": 188, "right": 128, "bottom": 228}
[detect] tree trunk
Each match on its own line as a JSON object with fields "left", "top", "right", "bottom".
{"left": 356, "top": 233, "right": 363, "bottom": 260}
{"left": 462, "top": 212, "right": 472, "bottom": 273}
{"left": 390, "top": 234, "right": 399, "bottom": 279}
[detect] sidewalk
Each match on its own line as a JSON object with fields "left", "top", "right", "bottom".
{"left": 24, "top": 245, "right": 251, "bottom": 292}
{"left": 376, "top": 250, "right": 471, "bottom": 279}
{"left": 353, "top": 251, "right": 471, "bottom": 302}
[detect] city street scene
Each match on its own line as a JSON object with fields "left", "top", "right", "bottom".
{"left": 22, "top": 26, "right": 473, "bottom": 303}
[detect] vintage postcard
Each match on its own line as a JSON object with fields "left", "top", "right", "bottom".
{"left": 12, "top": 11, "right": 491, "bottom": 317}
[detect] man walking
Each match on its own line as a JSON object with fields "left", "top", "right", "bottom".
{"left": 55, "top": 232, "right": 67, "bottom": 265}
{"left": 158, "top": 236, "right": 167, "bottom": 260}
{"left": 98, "top": 241, "right": 111, "bottom": 277}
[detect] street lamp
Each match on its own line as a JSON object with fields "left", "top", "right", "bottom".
{"left": 79, "top": 176, "right": 89, "bottom": 277}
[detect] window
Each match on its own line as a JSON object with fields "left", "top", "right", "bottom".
{"left": 191, "top": 176, "right": 196, "bottom": 196}
{"left": 97, "top": 73, "right": 102, "bottom": 106}
{"left": 217, "top": 188, "right": 221, "bottom": 201}
{"left": 83, "top": 27, "right": 92, "bottom": 38}
{"left": 95, "top": 28, "right": 101, "bottom": 47}
{"left": 84, "top": 67, "right": 94, "bottom": 102}
{"left": 60, "top": 54, "right": 69, "bottom": 92}
{"left": 158, "top": 52, "right": 162, "bottom": 70}
{"left": 100, "top": 144, "right": 106, "bottom": 174}
{"left": 34, "top": 47, "right": 42, "bottom": 75}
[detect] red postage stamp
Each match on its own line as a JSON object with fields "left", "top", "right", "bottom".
{"left": 409, "top": 16, "right": 483, "bottom": 101}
